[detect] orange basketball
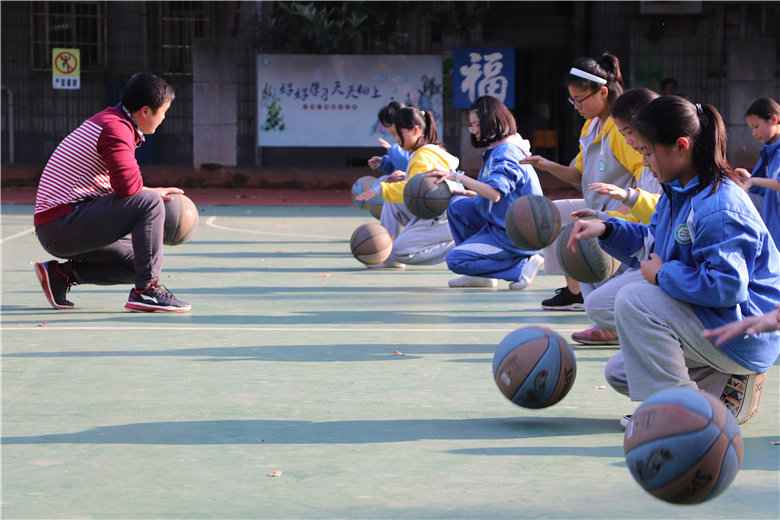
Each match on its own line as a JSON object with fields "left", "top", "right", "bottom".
{"left": 163, "top": 194, "right": 199, "bottom": 246}
{"left": 350, "top": 222, "right": 392, "bottom": 265}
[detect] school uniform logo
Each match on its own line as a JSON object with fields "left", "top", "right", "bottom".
{"left": 674, "top": 223, "right": 692, "bottom": 245}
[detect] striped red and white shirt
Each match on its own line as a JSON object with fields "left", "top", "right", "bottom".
{"left": 34, "top": 105, "right": 145, "bottom": 225}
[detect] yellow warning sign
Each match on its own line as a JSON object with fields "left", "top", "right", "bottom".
{"left": 52, "top": 48, "right": 80, "bottom": 90}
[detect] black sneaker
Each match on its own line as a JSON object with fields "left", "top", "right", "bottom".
{"left": 542, "top": 287, "right": 584, "bottom": 311}
{"left": 34, "top": 261, "right": 74, "bottom": 309}
{"left": 125, "top": 284, "right": 191, "bottom": 313}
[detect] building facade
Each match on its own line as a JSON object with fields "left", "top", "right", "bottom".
{"left": 2, "top": 1, "right": 777, "bottom": 170}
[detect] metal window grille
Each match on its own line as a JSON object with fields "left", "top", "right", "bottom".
{"left": 155, "top": 2, "right": 212, "bottom": 76}
{"left": 30, "top": 1, "right": 106, "bottom": 71}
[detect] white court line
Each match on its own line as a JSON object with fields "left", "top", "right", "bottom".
{"left": 205, "top": 216, "right": 344, "bottom": 241}
{"left": 0, "top": 325, "right": 516, "bottom": 333}
{"left": 0, "top": 227, "right": 34, "bottom": 244}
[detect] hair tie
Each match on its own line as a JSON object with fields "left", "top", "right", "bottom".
{"left": 695, "top": 103, "right": 703, "bottom": 115}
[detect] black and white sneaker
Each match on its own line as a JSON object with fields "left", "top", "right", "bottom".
{"left": 125, "top": 284, "right": 191, "bottom": 313}
{"left": 620, "top": 414, "right": 632, "bottom": 430}
{"left": 541, "top": 287, "right": 584, "bottom": 311}
{"left": 34, "top": 261, "right": 75, "bottom": 309}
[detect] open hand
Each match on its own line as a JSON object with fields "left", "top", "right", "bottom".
{"left": 355, "top": 189, "right": 377, "bottom": 202}
{"left": 450, "top": 187, "right": 477, "bottom": 197}
{"left": 148, "top": 186, "right": 184, "bottom": 201}
{"left": 520, "top": 155, "right": 556, "bottom": 172}
{"left": 571, "top": 208, "right": 599, "bottom": 220}
{"left": 703, "top": 306, "right": 780, "bottom": 346}
{"left": 426, "top": 169, "right": 454, "bottom": 184}
{"left": 385, "top": 170, "right": 406, "bottom": 183}
{"left": 589, "top": 182, "right": 627, "bottom": 202}
{"left": 734, "top": 167, "right": 752, "bottom": 189}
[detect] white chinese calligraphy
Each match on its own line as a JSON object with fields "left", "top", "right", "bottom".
{"left": 459, "top": 52, "right": 508, "bottom": 103}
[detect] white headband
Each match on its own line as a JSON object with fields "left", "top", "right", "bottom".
{"left": 569, "top": 67, "right": 608, "bottom": 85}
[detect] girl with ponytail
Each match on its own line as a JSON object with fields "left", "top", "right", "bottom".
{"left": 568, "top": 96, "right": 780, "bottom": 427}
{"left": 521, "top": 53, "right": 646, "bottom": 318}
{"left": 736, "top": 97, "right": 780, "bottom": 248}
{"left": 367, "top": 101, "right": 410, "bottom": 180}
{"left": 356, "top": 106, "right": 461, "bottom": 267}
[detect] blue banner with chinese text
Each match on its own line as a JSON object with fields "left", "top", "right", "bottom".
{"left": 453, "top": 48, "right": 516, "bottom": 109}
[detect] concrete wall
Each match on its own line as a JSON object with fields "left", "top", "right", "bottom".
{"left": 603, "top": 2, "right": 779, "bottom": 169}
{"left": 725, "top": 37, "right": 777, "bottom": 168}
{"left": 192, "top": 39, "right": 239, "bottom": 168}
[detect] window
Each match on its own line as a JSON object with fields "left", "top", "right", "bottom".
{"left": 155, "top": 2, "right": 212, "bottom": 76}
{"left": 30, "top": 1, "right": 106, "bottom": 71}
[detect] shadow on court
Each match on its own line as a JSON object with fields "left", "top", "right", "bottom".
{"left": 185, "top": 240, "right": 349, "bottom": 245}
{"left": 1, "top": 416, "right": 622, "bottom": 445}
{"left": 165, "top": 266, "right": 366, "bottom": 274}
{"left": 0, "top": 309, "right": 590, "bottom": 327}
{"left": 167, "top": 251, "right": 349, "bottom": 259}
{"left": 2, "top": 343, "right": 493, "bottom": 362}
{"left": 448, "top": 356, "right": 615, "bottom": 365}
{"left": 447, "top": 436, "right": 780, "bottom": 472}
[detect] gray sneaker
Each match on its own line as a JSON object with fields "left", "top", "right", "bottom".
{"left": 367, "top": 260, "right": 406, "bottom": 270}
{"left": 448, "top": 275, "right": 498, "bottom": 288}
{"left": 721, "top": 373, "right": 766, "bottom": 425}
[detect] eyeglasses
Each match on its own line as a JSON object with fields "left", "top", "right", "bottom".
{"left": 568, "top": 90, "right": 599, "bottom": 107}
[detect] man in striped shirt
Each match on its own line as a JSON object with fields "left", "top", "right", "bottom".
{"left": 33, "top": 73, "right": 191, "bottom": 312}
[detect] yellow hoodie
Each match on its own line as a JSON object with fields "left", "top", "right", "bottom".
{"left": 605, "top": 188, "right": 661, "bottom": 224}
{"left": 380, "top": 144, "right": 460, "bottom": 204}
{"left": 574, "top": 117, "right": 645, "bottom": 211}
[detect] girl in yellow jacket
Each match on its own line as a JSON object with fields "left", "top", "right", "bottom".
{"left": 356, "top": 107, "right": 460, "bottom": 267}
{"left": 522, "top": 53, "right": 646, "bottom": 313}
{"left": 570, "top": 88, "right": 662, "bottom": 345}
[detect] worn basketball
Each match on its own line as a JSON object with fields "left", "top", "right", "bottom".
{"left": 624, "top": 387, "right": 743, "bottom": 505}
{"left": 492, "top": 326, "right": 577, "bottom": 409}
{"left": 350, "top": 222, "right": 392, "bottom": 266}
{"left": 505, "top": 195, "right": 562, "bottom": 250}
{"left": 403, "top": 174, "right": 451, "bottom": 220}
{"left": 555, "top": 222, "right": 620, "bottom": 283}
{"left": 163, "top": 193, "right": 199, "bottom": 246}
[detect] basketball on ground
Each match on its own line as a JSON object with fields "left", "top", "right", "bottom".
{"left": 350, "top": 222, "right": 392, "bottom": 265}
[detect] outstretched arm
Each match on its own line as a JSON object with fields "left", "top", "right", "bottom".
{"left": 703, "top": 306, "right": 780, "bottom": 346}
{"left": 520, "top": 155, "right": 581, "bottom": 187}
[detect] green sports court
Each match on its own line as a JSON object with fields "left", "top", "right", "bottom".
{"left": 2, "top": 203, "right": 778, "bottom": 519}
